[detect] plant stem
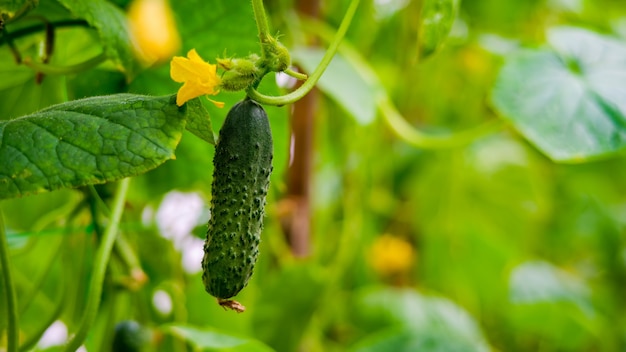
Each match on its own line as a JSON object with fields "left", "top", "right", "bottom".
{"left": 23, "top": 52, "right": 107, "bottom": 75}
{"left": 64, "top": 178, "right": 131, "bottom": 352}
{"left": 298, "top": 16, "right": 504, "bottom": 149}
{"left": 251, "top": 0, "right": 271, "bottom": 45}
{"left": 246, "top": 0, "right": 361, "bottom": 106}
{"left": 283, "top": 67, "right": 308, "bottom": 80}
{"left": 0, "top": 19, "right": 89, "bottom": 46}
{"left": 0, "top": 210, "right": 19, "bottom": 352}
{"left": 87, "top": 185, "right": 146, "bottom": 289}
{"left": 378, "top": 93, "right": 504, "bottom": 148}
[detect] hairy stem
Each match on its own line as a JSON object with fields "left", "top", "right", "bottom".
{"left": 64, "top": 178, "right": 131, "bottom": 352}
{"left": 247, "top": 0, "right": 361, "bottom": 106}
{"left": 251, "top": 0, "right": 271, "bottom": 45}
{"left": 0, "top": 210, "right": 18, "bottom": 352}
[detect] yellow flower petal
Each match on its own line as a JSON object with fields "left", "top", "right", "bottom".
{"left": 175, "top": 79, "right": 204, "bottom": 106}
{"left": 170, "top": 51, "right": 214, "bottom": 82}
{"left": 207, "top": 98, "right": 225, "bottom": 108}
{"left": 170, "top": 49, "right": 222, "bottom": 106}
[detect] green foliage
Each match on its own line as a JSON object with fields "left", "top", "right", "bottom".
{"left": 164, "top": 324, "right": 275, "bottom": 352}
{"left": 2, "top": 0, "right": 626, "bottom": 351}
{"left": 0, "top": 94, "right": 210, "bottom": 199}
{"left": 350, "top": 287, "right": 490, "bottom": 351}
{"left": 292, "top": 47, "right": 376, "bottom": 125}
{"left": 491, "top": 27, "right": 626, "bottom": 162}
{"left": 418, "top": 0, "right": 460, "bottom": 58}
{"left": 57, "top": 0, "right": 140, "bottom": 79}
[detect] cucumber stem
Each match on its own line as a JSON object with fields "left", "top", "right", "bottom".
{"left": 246, "top": 0, "right": 361, "bottom": 106}
{"left": 251, "top": 0, "right": 271, "bottom": 46}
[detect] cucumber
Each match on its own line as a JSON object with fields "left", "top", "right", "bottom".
{"left": 202, "top": 99, "right": 273, "bottom": 312}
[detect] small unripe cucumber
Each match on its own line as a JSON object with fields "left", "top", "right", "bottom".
{"left": 202, "top": 99, "right": 273, "bottom": 312}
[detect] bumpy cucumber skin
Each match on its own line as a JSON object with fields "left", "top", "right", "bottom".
{"left": 202, "top": 99, "right": 273, "bottom": 299}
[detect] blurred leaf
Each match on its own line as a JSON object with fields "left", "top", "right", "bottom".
{"left": 491, "top": 26, "right": 626, "bottom": 162}
{"left": 0, "top": 94, "right": 191, "bottom": 199}
{"left": 509, "top": 260, "right": 592, "bottom": 314}
{"left": 508, "top": 261, "right": 600, "bottom": 349}
{"left": 184, "top": 98, "right": 215, "bottom": 145}
{"left": 292, "top": 47, "right": 376, "bottom": 125}
{"left": 351, "top": 326, "right": 486, "bottom": 352}
{"left": 57, "top": 0, "right": 140, "bottom": 79}
{"left": 0, "top": 45, "right": 67, "bottom": 119}
{"left": 163, "top": 324, "right": 275, "bottom": 352}
{"left": 67, "top": 69, "right": 127, "bottom": 99}
{"left": 352, "top": 287, "right": 490, "bottom": 351}
{"left": 418, "top": 0, "right": 461, "bottom": 58}
{"left": 252, "top": 264, "right": 326, "bottom": 352}
{"left": 1, "top": 188, "right": 79, "bottom": 232}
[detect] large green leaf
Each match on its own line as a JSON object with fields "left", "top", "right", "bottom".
{"left": 57, "top": 0, "right": 140, "bottom": 80}
{"left": 491, "top": 26, "right": 626, "bottom": 162}
{"left": 0, "top": 94, "right": 206, "bottom": 199}
{"left": 163, "top": 324, "right": 275, "bottom": 352}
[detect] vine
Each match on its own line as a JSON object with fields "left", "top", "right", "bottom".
{"left": 296, "top": 16, "right": 503, "bottom": 149}
{"left": 246, "top": 0, "right": 361, "bottom": 106}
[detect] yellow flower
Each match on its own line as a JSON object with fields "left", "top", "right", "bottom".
{"left": 128, "top": 0, "right": 181, "bottom": 64}
{"left": 170, "top": 49, "right": 224, "bottom": 107}
{"left": 368, "top": 234, "right": 415, "bottom": 277}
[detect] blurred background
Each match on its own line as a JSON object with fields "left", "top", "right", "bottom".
{"left": 1, "top": 0, "right": 626, "bottom": 351}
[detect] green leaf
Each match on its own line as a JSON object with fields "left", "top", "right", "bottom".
{"left": 508, "top": 261, "right": 599, "bottom": 349}
{"left": 184, "top": 98, "right": 215, "bottom": 145}
{"left": 162, "top": 324, "right": 275, "bottom": 352}
{"left": 252, "top": 264, "right": 326, "bottom": 352}
{"left": 509, "top": 260, "right": 592, "bottom": 314}
{"left": 491, "top": 26, "right": 626, "bottom": 162}
{"left": 0, "top": 94, "right": 188, "bottom": 199}
{"left": 352, "top": 326, "right": 486, "bottom": 352}
{"left": 57, "top": 0, "right": 140, "bottom": 80}
{"left": 352, "top": 287, "right": 491, "bottom": 351}
{"left": 292, "top": 47, "right": 376, "bottom": 125}
{"left": 418, "top": 0, "right": 461, "bottom": 58}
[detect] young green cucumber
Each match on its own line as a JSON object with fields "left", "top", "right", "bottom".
{"left": 202, "top": 99, "right": 273, "bottom": 312}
